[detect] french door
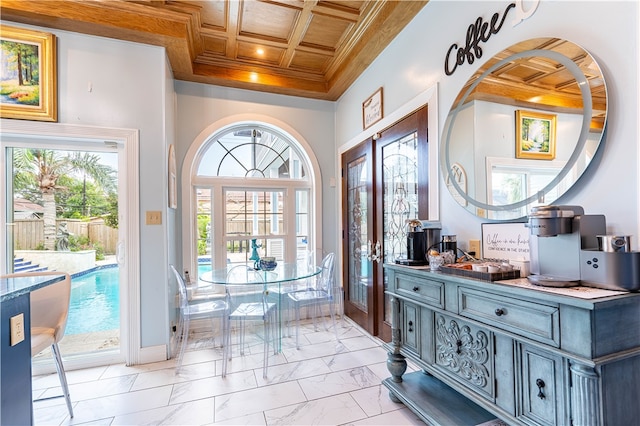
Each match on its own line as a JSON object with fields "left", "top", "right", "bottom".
{"left": 342, "top": 106, "right": 430, "bottom": 341}
{"left": 1, "top": 123, "right": 137, "bottom": 368}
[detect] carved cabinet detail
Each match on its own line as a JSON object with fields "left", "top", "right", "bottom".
{"left": 434, "top": 314, "right": 493, "bottom": 398}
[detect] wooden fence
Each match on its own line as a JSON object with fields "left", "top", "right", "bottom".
{"left": 13, "top": 218, "right": 118, "bottom": 254}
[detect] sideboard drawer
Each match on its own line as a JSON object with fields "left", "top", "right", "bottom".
{"left": 395, "top": 273, "right": 444, "bottom": 309}
{"left": 458, "top": 287, "right": 560, "bottom": 347}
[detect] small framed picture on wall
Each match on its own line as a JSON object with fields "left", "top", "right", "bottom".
{"left": 362, "top": 87, "right": 383, "bottom": 129}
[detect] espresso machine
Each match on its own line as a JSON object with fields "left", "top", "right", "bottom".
{"left": 395, "top": 219, "right": 441, "bottom": 266}
{"left": 526, "top": 205, "right": 605, "bottom": 287}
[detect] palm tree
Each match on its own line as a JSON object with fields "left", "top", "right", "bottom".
{"left": 13, "top": 149, "right": 116, "bottom": 251}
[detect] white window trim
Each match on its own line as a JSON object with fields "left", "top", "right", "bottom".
{"left": 181, "top": 115, "right": 322, "bottom": 276}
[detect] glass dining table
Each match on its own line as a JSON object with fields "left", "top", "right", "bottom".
{"left": 199, "top": 262, "right": 322, "bottom": 351}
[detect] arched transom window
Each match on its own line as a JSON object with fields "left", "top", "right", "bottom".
{"left": 191, "top": 124, "right": 314, "bottom": 272}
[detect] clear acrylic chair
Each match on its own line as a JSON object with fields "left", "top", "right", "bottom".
{"left": 1, "top": 271, "right": 75, "bottom": 418}
{"left": 267, "top": 250, "right": 315, "bottom": 337}
{"left": 171, "top": 265, "right": 228, "bottom": 373}
{"left": 223, "top": 265, "right": 278, "bottom": 378}
{"left": 287, "top": 252, "right": 340, "bottom": 349}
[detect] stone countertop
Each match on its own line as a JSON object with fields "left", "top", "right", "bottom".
{"left": 1, "top": 273, "right": 66, "bottom": 302}
{"left": 384, "top": 262, "right": 640, "bottom": 309}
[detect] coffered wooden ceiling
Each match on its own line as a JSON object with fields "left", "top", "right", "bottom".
{"left": 0, "top": 0, "right": 428, "bottom": 100}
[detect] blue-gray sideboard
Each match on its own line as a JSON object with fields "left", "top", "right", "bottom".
{"left": 383, "top": 263, "right": 640, "bottom": 426}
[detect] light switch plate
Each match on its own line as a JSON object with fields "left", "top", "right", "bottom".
{"left": 10, "top": 313, "right": 25, "bottom": 346}
{"left": 469, "top": 239, "right": 481, "bottom": 257}
{"left": 146, "top": 211, "right": 162, "bottom": 225}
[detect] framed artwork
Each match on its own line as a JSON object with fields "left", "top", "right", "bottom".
{"left": 362, "top": 87, "right": 383, "bottom": 129}
{"left": 168, "top": 144, "right": 177, "bottom": 209}
{"left": 515, "top": 110, "right": 556, "bottom": 160}
{"left": 0, "top": 25, "right": 57, "bottom": 122}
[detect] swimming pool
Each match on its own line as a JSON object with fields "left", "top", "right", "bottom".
{"left": 65, "top": 266, "right": 119, "bottom": 335}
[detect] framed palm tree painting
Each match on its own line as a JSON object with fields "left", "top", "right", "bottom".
{"left": 1, "top": 25, "right": 57, "bottom": 122}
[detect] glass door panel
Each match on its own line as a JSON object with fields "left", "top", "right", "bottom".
{"left": 224, "top": 189, "right": 285, "bottom": 265}
{"left": 382, "top": 132, "right": 419, "bottom": 262}
{"left": 342, "top": 142, "right": 374, "bottom": 334}
{"left": 4, "top": 145, "right": 122, "bottom": 359}
{"left": 380, "top": 132, "right": 419, "bottom": 338}
{"left": 375, "top": 106, "right": 428, "bottom": 342}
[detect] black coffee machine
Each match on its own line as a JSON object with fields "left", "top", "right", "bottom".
{"left": 396, "top": 220, "right": 441, "bottom": 266}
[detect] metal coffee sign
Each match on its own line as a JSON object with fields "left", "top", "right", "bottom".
{"left": 444, "top": 0, "right": 539, "bottom": 76}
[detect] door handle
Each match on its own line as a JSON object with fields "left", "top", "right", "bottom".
{"left": 367, "top": 240, "right": 382, "bottom": 263}
{"left": 116, "top": 241, "right": 125, "bottom": 266}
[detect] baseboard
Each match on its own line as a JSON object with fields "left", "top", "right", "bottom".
{"left": 135, "top": 344, "right": 168, "bottom": 365}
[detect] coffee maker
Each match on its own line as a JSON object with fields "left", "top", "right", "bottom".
{"left": 527, "top": 205, "right": 605, "bottom": 287}
{"left": 395, "top": 219, "right": 441, "bottom": 266}
{"left": 580, "top": 235, "right": 640, "bottom": 291}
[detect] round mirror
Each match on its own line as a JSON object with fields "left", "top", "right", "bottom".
{"left": 441, "top": 38, "right": 607, "bottom": 220}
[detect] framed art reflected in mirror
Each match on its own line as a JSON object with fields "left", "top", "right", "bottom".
{"left": 516, "top": 110, "right": 556, "bottom": 160}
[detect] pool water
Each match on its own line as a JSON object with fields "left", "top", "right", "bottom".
{"left": 65, "top": 264, "right": 212, "bottom": 335}
{"left": 197, "top": 263, "right": 212, "bottom": 276}
{"left": 65, "top": 266, "right": 119, "bottom": 335}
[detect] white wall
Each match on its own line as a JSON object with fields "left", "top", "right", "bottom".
{"left": 173, "top": 82, "right": 338, "bottom": 258}
{"left": 336, "top": 0, "right": 639, "bottom": 249}
{"left": 0, "top": 23, "right": 172, "bottom": 350}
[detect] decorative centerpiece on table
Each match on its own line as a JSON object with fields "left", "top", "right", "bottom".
{"left": 249, "top": 239, "right": 262, "bottom": 270}
{"left": 259, "top": 257, "right": 277, "bottom": 271}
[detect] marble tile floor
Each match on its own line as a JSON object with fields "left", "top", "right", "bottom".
{"left": 32, "top": 317, "right": 426, "bottom": 425}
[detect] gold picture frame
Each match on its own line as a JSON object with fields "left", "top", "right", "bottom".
{"left": 1, "top": 25, "right": 57, "bottom": 122}
{"left": 362, "top": 87, "right": 383, "bottom": 129}
{"left": 516, "top": 110, "right": 556, "bottom": 160}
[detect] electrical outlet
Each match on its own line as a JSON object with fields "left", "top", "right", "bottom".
{"left": 469, "top": 239, "right": 481, "bottom": 257}
{"left": 10, "top": 313, "right": 25, "bottom": 346}
{"left": 146, "top": 211, "right": 162, "bottom": 225}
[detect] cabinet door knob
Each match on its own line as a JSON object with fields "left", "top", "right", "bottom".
{"left": 412, "top": 286, "right": 419, "bottom": 292}
{"left": 495, "top": 308, "right": 505, "bottom": 316}
{"left": 408, "top": 320, "right": 413, "bottom": 332}
{"left": 536, "top": 378, "right": 546, "bottom": 399}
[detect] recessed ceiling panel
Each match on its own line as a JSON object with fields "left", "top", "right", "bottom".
{"left": 289, "top": 50, "right": 330, "bottom": 72}
{"left": 239, "top": 1, "right": 300, "bottom": 42}
{"left": 188, "top": 0, "right": 226, "bottom": 29}
{"left": 202, "top": 35, "right": 227, "bottom": 56}
{"left": 302, "top": 13, "right": 352, "bottom": 50}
